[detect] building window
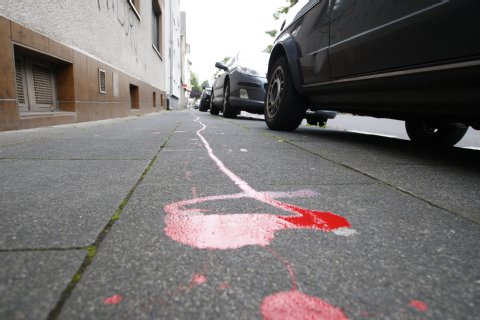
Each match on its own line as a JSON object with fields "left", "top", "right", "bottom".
{"left": 15, "top": 55, "right": 57, "bottom": 112}
{"left": 98, "top": 69, "right": 106, "bottom": 94}
{"left": 152, "top": 1, "right": 162, "bottom": 56}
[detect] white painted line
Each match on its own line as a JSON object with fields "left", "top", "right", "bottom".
{"left": 348, "top": 130, "right": 398, "bottom": 139}
{"left": 461, "top": 146, "right": 480, "bottom": 151}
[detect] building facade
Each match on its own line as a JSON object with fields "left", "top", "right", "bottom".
{"left": 163, "top": 0, "right": 182, "bottom": 110}
{"left": 0, "top": 0, "right": 176, "bottom": 131}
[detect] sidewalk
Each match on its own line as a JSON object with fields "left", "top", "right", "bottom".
{"left": 1, "top": 113, "right": 179, "bottom": 319}
{"left": 1, "top": 111, "right": 479, "bottom": 319}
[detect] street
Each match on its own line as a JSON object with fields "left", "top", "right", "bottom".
{"left": 1, "top": 110, "right": 479, "bottom": 319}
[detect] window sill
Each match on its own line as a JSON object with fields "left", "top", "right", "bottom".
{"left": 128, "top": 1, "right": 141, "bottom": 20}
{"left": 153, "top": 45, "right": 163, "bottom": 61}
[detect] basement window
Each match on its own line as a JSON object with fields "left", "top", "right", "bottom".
{"left": 98, "top": 69, "right": 106, "bottom": 94}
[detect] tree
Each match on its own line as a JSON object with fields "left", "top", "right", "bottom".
{"left": 273, "top": 0, "right": 299, "bottom": 20}
{"left": 190, "top": 71, "right": 201, "bottom": 91}
{"left": 190, "top": 71, "right": 202, "bottom": 99}
{"left": 264, "top": 0, "right": 299, "bottom": 52}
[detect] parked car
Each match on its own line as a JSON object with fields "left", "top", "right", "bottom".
{"left": 265, "top": 0, "right": 480, "bottom": 146}
{"left": 199, "top": 87, "right": 212, "bottom": 112}
{"left": 210, "top": 51, "right": 269, "bottom": 118}
{"left": 194, "top": 99, "right": 200, "bottom": 109}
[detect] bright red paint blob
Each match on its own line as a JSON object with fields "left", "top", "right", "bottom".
{"left": 103, "top": 294, "right": 123, "bottom": 305}
{"left": 261, "top": 290, "right": 349, "bottom": 320}
{"left": 409, "top": 300, "right": 428, "bottom": 312}
{"left": 164, "top": 117, "right": 352, "bottom": 250}
{"left": 164, "top": 193, "right": 350, "bottom": 250}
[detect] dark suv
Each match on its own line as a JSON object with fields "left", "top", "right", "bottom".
{"left": 265, "top": 0, "right": 480, "bottom": 146}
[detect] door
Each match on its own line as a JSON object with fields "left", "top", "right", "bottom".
{"left": 14, "top": 55, "right": 57, "bottom": 112}
{"left": 328, "top": 0, "right": 480, "bottom": 78}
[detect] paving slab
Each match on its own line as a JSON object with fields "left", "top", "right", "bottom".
{"left": 0, "top": 251, "right": 85, "bottom": 320}
{"left": 58, "top": 112, "right": 479, "bottom": 319}
{"left": 0, "top": 159, "right": 149, "bottom": 249}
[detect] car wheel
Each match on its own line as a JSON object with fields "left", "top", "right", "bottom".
{"left": 405, "top": 121, "right": 468, "bottom": 147}
{"left": 265, "top": 56, "right": 305, "bottom": 131}
{"left": 210, "top": 93, "right": 219, "bottom": 115}
{"left": 222, "top": 81, "right": 237, "bottom": 118}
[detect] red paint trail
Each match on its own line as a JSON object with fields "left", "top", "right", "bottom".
{"left": 409, "top": 300, "right": 428, "bottom": 312}
{"left": 261, "top": 290, "right": 349, "bottom": 320}
{"left": 103, "top": 294, "right": 123, "bottom": 305}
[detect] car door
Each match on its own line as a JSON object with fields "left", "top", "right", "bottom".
{"left": 328, "top": 0, "right": 480, "bottom": 78}
{"left": 293, "top": 0, "right": 332, "bottom": 85}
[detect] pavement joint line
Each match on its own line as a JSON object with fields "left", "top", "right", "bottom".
{"left": 269, "top": 133, "right": 479, "bottom": 225}
{"left": 0, "top": 158, "right": 150, "bottom": 161}
{"left": 45, "top": 122, "right": 181, "bottom": 320}
{"left": 218, "top": 116, "right": 478, "bottom": 224}
{"left": 0, "top": 246, "right": 87, "bottom": 253}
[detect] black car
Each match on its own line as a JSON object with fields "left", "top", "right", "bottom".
{"left": 210, "top": 51, "right": 269, "bottom": 118}
{"left": 199, "top": 87, "right": 212, "bottom": 112}
{"left": 265, "top": 0, "right": 480, "bottom": 146}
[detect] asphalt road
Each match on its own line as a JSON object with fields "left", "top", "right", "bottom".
{"left": 326, "top": 114, "right": 480, "bottom": 150}
{"left": 1, "top": 110, "right": 479, "bottom": 319}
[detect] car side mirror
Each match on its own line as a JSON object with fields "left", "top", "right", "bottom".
{"left": 215, "top": 62, "right": 229, "bottom": 72}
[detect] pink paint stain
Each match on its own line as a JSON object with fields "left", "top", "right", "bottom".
{"left": 103, "top": 294, "right": 123, "bottom": 305}
{"left": 163, "top": 117, "right": 352, "bottom": 318}
{"left": 190, "top": 273, "right": 208, "bottom": 286}
{"left": 409, "top": 300, "right": 428, "bottom": 312}
{"left": 164, "top": 118, "right": 351, "bottom": 250}
{"left": 216, "top": 281, "right": 231, "bottom": 291}
{"left": 261, "top": 290, "right": 348, "bottom": 320}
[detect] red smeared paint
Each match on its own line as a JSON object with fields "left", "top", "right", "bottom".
{"left": 164, "top": 194, "right": 350, "bottom": 250}
{"left": 409, "top": 300, "right": 428, "bottom": 312}
{"left": 103, "top": 294, "right": 123, "bottom": 305}
{"left": 164, "top": 118, "right": 351, "bottom": 250}
{"left": 261, "top": 290, "right": 349, "bottom": 320}
{"left": 163, "top": 117, "right": 351, "bottom": 318}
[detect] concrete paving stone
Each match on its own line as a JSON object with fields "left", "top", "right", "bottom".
{"left": 355, "top": 164, "right": 480, "bottom": 223}
{"left": 0, "top": 250, "right": 85, "bottom": 320}
{"left": 0, "top": 159, "right": 149, "bottom": 249}
{"left": 59, "top": 182, "right": 480, "bottom": 319}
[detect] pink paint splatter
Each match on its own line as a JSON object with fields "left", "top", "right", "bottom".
{"left": 216, "top": 281, "right": 231, "bottom": 291}
{"left": 261, "top": 290, "right": 348, "bottom": 320}
{"left": 103, "top": 294, "right": 123, "bottom": 305}
{"left": 164, "top": 118, "right": 351, "bottom": 250}
{"left": 409, "top": 300, "right": 428, "bottom": 312}
{"left": 190, "top": 273, "right": 208, "bottom": 286}
{"left": 163, "top": 117, "right": 352, "bottom": 318}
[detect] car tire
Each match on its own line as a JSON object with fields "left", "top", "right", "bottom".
{"left": 265, "top": 56, "right": 306, "bottom": 131}
{"left": 405, "top": 121, "right": 468, "bottom": 147}
{"left": 222, "top": 81, "right": 237, "bottom": 118}
{"left": 210, "top": 93, "right": 219, "bottom": 115}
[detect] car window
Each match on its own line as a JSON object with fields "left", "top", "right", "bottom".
{"left": 235, "top": 51, "right": 270, "bottom": 75}
{"left": 281, "top": 0, "right": 320, "bottom": 32}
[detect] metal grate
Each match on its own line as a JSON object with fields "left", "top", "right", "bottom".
{"left": 32, "top": 64, "right": 54, "bottom": 105}
{"left": 15, "top": 59, "right": 26, "bottom": 104}
{"left": 99, "top": 69, "right": 106, "bottom": 94}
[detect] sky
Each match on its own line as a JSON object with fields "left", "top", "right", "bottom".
{"left": 180, "top": 0, "right": 286, "bottom": 84}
